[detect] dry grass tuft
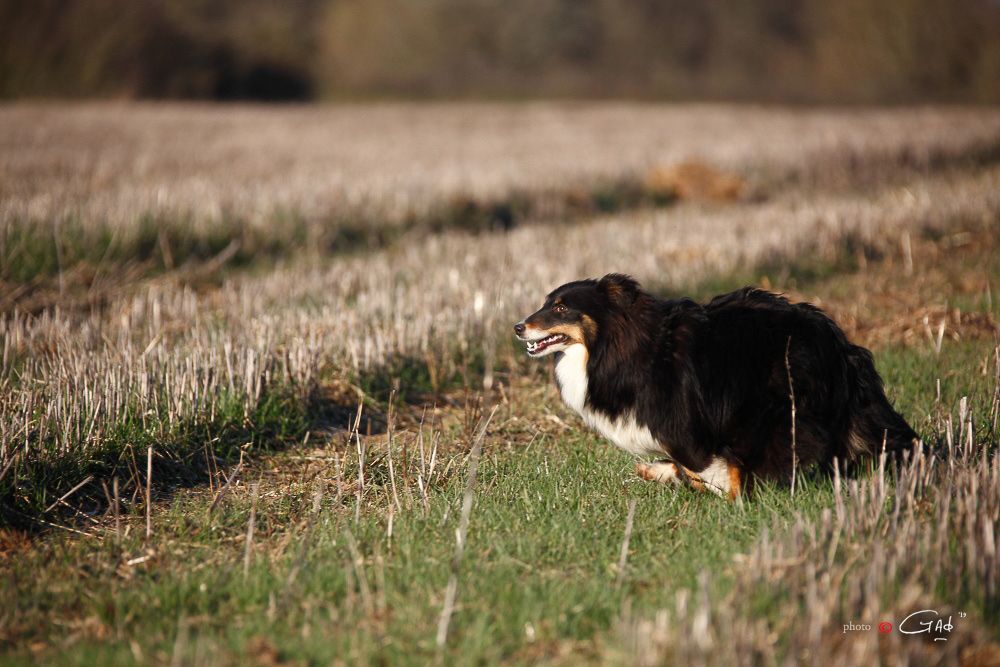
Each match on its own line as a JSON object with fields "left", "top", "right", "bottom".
{"left": 644, "top": 160, "right": 747, "bottom": 202}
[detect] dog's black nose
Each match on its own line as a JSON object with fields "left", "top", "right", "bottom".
{"left": 514, "top": 322, "right": 526, "bottom": 336}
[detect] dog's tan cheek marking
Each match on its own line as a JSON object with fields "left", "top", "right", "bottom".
{"left": 549, "top": 323, "right": 585, "bottom": 343}
{"left": 580, "top": 314, "right": 598, "bottom": 343}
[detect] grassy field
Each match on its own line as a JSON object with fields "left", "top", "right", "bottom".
{"left": 1, "top": 103, "right": 999, "bottom": 665}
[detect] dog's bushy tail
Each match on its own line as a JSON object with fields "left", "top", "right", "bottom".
{"left": 844, "top": 344, "right": 918, "bottom": 458}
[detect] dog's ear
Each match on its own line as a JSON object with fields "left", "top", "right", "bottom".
{"left": 598, "top": 273, "right": 641, "bottom": 306}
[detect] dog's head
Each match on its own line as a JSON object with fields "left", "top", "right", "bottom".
{"left": 513, "top": 273, "right": 641, "bottom": 358}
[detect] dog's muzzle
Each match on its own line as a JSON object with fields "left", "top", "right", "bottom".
{"left": 514, "top": 321, "right": 568, "bottom": 357}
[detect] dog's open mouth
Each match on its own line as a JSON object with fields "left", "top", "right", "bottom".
{"left": 525, "top": 333, "right": 567, "bottom": 356}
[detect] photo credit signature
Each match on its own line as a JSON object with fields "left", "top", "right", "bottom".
{"left": 897, "top": 609, "right": 964, "bottom": 641}
{"left": 843, "top": 609, "right": 966, "bottom": 641}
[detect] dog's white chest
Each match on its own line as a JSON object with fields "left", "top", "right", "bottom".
{"left": 555, "top": 345, "right": 664, "bottom": 458}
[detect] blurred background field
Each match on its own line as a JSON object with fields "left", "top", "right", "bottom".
{"left": 3, "top": 0, "right": 1000, "bottom": 103}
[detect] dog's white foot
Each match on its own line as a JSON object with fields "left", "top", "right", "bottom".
{"left": 635, "top": 460, "right": 682, "bottom": 485}
{"left": 688, "top": 458, "right": 743, "bottom": 500}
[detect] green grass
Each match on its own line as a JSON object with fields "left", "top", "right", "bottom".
{"left": 2, "top": 337, "right": 995, "bottom": 665}
{"left": 879, "top": 342, "right": 998, "bottom": 428}
{"left": 0, "top": 433, "right": 834, "bottom": 665}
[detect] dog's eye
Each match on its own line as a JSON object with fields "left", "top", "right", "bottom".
{"left": 553, "top": 304, "right": 568, "bottom": 314}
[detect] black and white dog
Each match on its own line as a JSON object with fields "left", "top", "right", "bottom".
{"left": 514, "top": 274, "right": 917, "bottom": 499}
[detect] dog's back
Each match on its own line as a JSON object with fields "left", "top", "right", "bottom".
{"left": 694, "top": 288, "right": 917, "bottom": 481}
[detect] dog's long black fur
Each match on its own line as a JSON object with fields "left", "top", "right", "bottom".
{"left": 519, "top": 274, "right": 917, "bottom": 485}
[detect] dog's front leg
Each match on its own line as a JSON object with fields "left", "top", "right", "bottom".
{"left": 683, "top": 458, "right": 743, "bottom": 500}
{"left": 635, "top": 459, "right": 711, "bottom": 492}
{"left": 635, "top": 460, "right": 684, "bottom": 485}
{"left": 637, "top": 458, "right": 742, "bottom": 500}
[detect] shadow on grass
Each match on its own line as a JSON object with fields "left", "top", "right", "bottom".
{"left": 0, "top": 341, "right": 519, "bottom": 533}
{"left": 0, "top": 386, "right": 367, "bottom": 533}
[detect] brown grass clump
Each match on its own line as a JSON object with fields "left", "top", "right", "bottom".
{"left": 0, "top": 528, "right": 33, "bottom": 559}
{"left": 644, "top": 160, "right": 747, "bottom": 202}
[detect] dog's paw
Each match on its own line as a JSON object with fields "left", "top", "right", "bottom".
{"left": 636, "top": 461, "right": 681, "bottom": 484}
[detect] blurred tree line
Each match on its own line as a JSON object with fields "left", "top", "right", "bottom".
{"left": 2, "top": 0, "right": 999, "bottom": 103}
